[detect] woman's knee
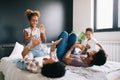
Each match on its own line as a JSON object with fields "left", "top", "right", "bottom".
{"left": 58, "top": 31, "right": 68, "bottom": 39}
{"left": 69, "top": 33, "right": 77, "bottom": 41}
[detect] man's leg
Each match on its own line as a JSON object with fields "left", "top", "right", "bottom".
{"left": 67, "top": 33, "right": 77, "bottom": 54}
{"left": 56, "top": 31, "right": 68, "bottom": 60}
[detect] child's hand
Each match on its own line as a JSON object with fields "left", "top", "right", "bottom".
{"left": 29, "top": 33, "right": 33, "bottom": 39}
{"left": 86, "top": 44, "right": 90, "bottom": 49}
{"left": 39, "top": 24, "right": 45, "bottom": 34}
{"left": 31, "top": 38, "right": 40, "bottom": 48}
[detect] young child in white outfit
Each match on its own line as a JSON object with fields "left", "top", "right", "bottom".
{"left": 81, "top": 28, "right": 103, "bottom": 55}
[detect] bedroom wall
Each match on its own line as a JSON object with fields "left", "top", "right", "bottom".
{"left": 0, "top": 0, "right": 73, "bottom": 44}
{"left": 73, "top": 0, "right": 92, "bottom": 34}
{"left": 0, "top": 0, "right": 73, "bottom": 59}
{"left": 73, "top": 0, "right": 120, "bottom": 41}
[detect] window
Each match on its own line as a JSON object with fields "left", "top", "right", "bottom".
{"left": 94, "top": 0, "right": 120, "bottom": 32}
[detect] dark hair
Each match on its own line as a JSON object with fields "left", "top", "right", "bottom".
{"left": 86, "top": 28, "right": 93, "bottom": 33}
{"left": 41, "top": 61, "right": 66, "bottom": 78}
{"left": 27, "top": 13, "right": 39, "bottom": 21}
{"left": 90, "top": 49, "right": 107, "bottom": 66}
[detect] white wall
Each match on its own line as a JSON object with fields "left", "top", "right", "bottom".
{"left": 73, "top": 0, "right": 120, "bottom": 41}
{"left": 73, "top": 0, "right": 91, "bottom": 33}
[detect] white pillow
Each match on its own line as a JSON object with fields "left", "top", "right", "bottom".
{"left": 9, "top": 42, "right": 24, "bottom": 59}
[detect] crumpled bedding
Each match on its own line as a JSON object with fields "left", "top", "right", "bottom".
{"left": 88, "top": 61, "right": 120, "bottom": 73}
{"left": 0, "top": 57, "right": 120, "bottom": 80}
{"left": 66, "top": 66, "right": 107, "bottom": 80}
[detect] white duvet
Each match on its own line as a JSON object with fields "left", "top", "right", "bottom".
{"left": 0, "top": 57, "right": 120, "bottom": 80}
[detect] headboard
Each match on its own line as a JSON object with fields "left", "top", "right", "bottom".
{"left": 0, "top": 44, "right": 14, "bottom": 59}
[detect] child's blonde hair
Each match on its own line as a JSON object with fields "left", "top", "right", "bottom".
{"left": 25, "top": 9, "right": 40, "bottom": 20}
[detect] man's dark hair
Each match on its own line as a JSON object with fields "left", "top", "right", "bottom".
{"left": 86, "top": 28, "right": 93, "bottom": 33}
{"left": 41, "top": 61, "right": 66, "bottom": 78}
{"left": 90, "top": 49, "right": 107, "bottom": 66}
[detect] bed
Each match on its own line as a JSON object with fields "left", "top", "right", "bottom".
{"left": 0, "top": 42, "right": 120, "bottom": 80}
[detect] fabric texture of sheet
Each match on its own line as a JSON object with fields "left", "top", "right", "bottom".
{"left": 1, "top": 42, "right": 120, "bottom": 80}
{"left": 1, "top": 57, "right": 120, "bottom": 80}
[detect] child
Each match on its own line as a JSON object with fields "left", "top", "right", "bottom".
{"left": 81, "top": 28, "right": 103, "bottom": 54}
{"left": 23, "top": 9, "right": 46, "bottom": 58}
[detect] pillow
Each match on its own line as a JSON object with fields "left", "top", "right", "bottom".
{"left": 9, "top": 42, "right": 24, "bottom": 59}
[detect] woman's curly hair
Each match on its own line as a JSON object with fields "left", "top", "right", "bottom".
{"left": 25, "top": 9, "right": 40, "bottom": 20}
{"left": 41, "top": 61, "right": 66, "bottom": 78}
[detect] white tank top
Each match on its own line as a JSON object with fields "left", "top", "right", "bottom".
{"left": 24, "top": 27, "right": 40, "bottom": 39}
{"left": 23, "top": 27, "right": 48, "bottom": 58}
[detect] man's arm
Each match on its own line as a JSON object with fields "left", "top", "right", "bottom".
{"left": 62, "top": 42, "right": 82, "bottom": 64}
{"left": 96, "top": 43, "right": 103, "bottom": 50}
{"left": 96, "top": 43, "right": 108, "bottom": 57}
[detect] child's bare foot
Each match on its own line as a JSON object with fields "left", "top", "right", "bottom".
{"left": 53, "top": 38, "right": 62, "bottom": 45}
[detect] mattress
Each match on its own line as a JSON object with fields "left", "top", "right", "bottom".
{"left": 0, "top": 57, "right": 120, "bottom": 80}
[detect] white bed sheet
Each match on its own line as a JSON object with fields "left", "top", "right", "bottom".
{"left": 0, "top": 57, "right": 120, "bottom": 80}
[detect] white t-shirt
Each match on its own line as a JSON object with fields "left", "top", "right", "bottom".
{"left": 82, "top": 38, "right": 98, "bottom": 53}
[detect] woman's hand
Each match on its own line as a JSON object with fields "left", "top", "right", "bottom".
{"left": 50, "top": 38, "right": 62, "bottom": 52}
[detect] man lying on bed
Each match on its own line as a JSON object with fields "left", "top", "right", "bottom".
{"left": 62, "top": 42, "right": 107, "bottom": 67}
{"left": 55, "top": 31, "right": 107, "bottom": 67}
